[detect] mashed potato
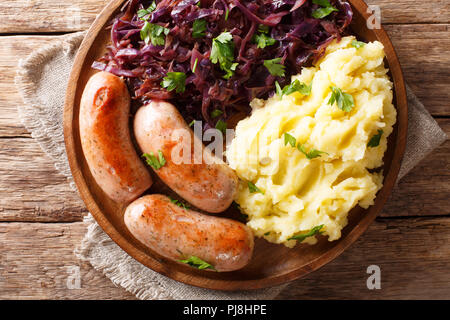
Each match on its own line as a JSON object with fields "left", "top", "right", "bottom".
{"left": 226, "top": 36, "right": 396, "bottom": 247}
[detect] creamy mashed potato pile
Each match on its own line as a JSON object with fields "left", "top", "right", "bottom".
{"left": 226, "top": 36, "right": 396, "bottom": 247}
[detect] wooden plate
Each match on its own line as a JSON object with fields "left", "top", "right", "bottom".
{"left": 64, "top": 0, "right": 408, "bottom": 290}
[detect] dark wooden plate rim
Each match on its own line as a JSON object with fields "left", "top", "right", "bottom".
{"left": 63, "top": 0, "right": 408, "bottom": 291}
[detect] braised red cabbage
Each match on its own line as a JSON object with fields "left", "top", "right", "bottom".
{"left": 93, "top": 0, "right": 353, "bottom": 128}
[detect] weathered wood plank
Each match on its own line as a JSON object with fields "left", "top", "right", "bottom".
{"left": 385, "top": 24, "right": 450, "bottom": 117}
{"left": 1, "top": 217, "right": 449, "bottom": 299}
{"left": 382, "top": 118, "right": 449, "bottom": 217}
{"left": 277, "top": 216, "right": 450, "bottom": 299}
{"left": 0, "top": 137, "right": 86, "bottom": 222}
{"left": 0, "top": 221, "right": 135, "bottom": 299}
{"left": 0, "top": 0, "right": 448, "bottom": 34}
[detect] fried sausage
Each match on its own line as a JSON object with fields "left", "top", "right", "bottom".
{"left": 133, "top": 100, "right": 238, "bottom": 213}
{"left": 124, "top": 194, "right": 254, "bottom": 272}
{"left": 79, "top": 71, "right": 152, "bottom": 203}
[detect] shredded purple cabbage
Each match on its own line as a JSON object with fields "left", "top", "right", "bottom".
{"left": 93, "top": 0, "right": 353, "bottom": 128}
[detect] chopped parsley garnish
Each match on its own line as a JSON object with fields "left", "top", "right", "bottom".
{"left": 215, "top": 119, "right": 227, "bottom": 134}
{"left": 142, "top": 150, "right": 166, "bottom": 170}
{"left": 178, "top": 256, "right": 216, "bottom": 270}
{"left": 137, "top": 1, "right": 156, "bottom": 20}
{"left": 367, "top": 129, "right": 383, "bottom": 147}
{"left": 264, "top": 232, "right": 271, "bottom": 236}
{"left": 192, "top": 19, "right": 206, "bottom": 38}
{"left": 192, "top": 58, "right": 199, "bottom": 73}
{"left": 283, "top": 133, "right": 327, "bottom": 160}
{"left": 161, "top": 72, "right": 187, "bottom": 93}
{"left": 263, "top": 58, "right": 285, "bottom": 77}
{"left": 311, "top": 0, "right": 338, "bottom": 19}
{"left": 252, "top": 25, "right": 276, "bottom": 49}
{"left": 210, "top": 32, "right": 238, "bottom": 79}
{"left": 140, "top": 22, "right": 170, "bottom": 46}
{"left": 252, "top": 33, "right": 277, "bottom": 49}
{"left": 328, "top": 86, "right": 355, "bottom": 112}
{"left": 284, "top": 132, "right": 297, "bottom": 147}
{"left": 288, "top": 225, "right": 324, "bottom": 242}
{"left": 211, "top": 109, "right": 223, "bottom": 118}
{"left": 351, "top": 40, "right": 366, "bottom": 49}
{"left": 297, "top": 144, "right": 328, "bottom": 160}
{"left": 188, "top": 120, "right": 196, "bottom": 127}
{"left": 283, "top": 79, "right": 312, "bottom": 96}
{"left": 276, "top": 80, "right": 312, "bottom": 99}
{"left": 169, "top": 197, "right": 190, "bottom": 210}
{"left": 248, "top": 181, "right": 264, "bottom": 194}
{"left": 224, "top": 7, "right": 229, "bottom": 21}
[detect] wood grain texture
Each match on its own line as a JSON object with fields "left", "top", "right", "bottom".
{"left": 0, "top": 0, "right": 448, "bottom": 33}
{"left": 1, "top": 217, "right": 449, "bottom": 299}
{"left": 0, "top": 137, "right": 86, "bottom": 222}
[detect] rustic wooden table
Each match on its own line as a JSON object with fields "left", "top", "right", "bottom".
{"left": 0, "top": 0, "right": 449, "bottom": 300}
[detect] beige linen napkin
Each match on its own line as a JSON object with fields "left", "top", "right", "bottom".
{"left": 15, "top": 32, "right": 447, "bottom": 300}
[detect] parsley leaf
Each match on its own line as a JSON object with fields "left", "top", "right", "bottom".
{"left": 169, "top": 197, "right": 190, "bottom": 210}
{"left": 288, "top": 225, "right": 325, "bottom": 242}
{"left": 211, "top": 109, "right": 223, "bottom": 118}
{"left": 252, "top": 33, "right": 276, "bottom": 49}
{"left": 351, "top": 40, "right": 366, "bottom": 49}
{"left": 192, "top": 19, "right": 206, "bottom": 38}
{"left": 140, "top": 22, "right": 170, "bottom": 46}
{"left": 284, "top": 133, "right": 327, "bottom": 160}
{"left": 282, "top": 79, "right": 312, "bottom": 97}
{"left": 248, "top": 181, "right": 264, "bottom": 194}
{"left": 311, "top": 0, "right": 338, "bottom": 19}
{"left": 192, "top": 58, "right": 199, "bottom": 73}
{"left": 215, "top": 119, "right": 227, "bottom": 134}
{"left": 137, "top": 1, "right": 156, "bottom": 20}
{"left": 328, "top": 86, "right": 354, "bottom": 112}
{"left": 161, "top": 72, "right": 187, "bottom": 93}
{"left": 284, "top": 132, "right": 297, "bottom": 147}
{"left": 142, "top": 150, "right": 166, "bottom": 170}
{"left": 264, "top": 231, "right": 271, "bottom": 236}
{"left": 178, "top": 256, "right": 216, "bottom": 270}
{"left": 275, "top": 81, "right": 283, "bottom": 99}
{"left": 210, "top": 32, "right": 238, "bottom": 79}
{"left": 297, "top": 144, "right": 328, "bottom": 160}
{"left": 367, "top": 129, "right": 383, "bottom": 147}
{"left": 263, "top": 58, "right": 285, "bottom": 77}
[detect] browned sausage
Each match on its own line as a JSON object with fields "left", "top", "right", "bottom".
{"left": 133, "top": 100, "right": 238, "bottom": 213}
{"left": 79, "top": 72, "right": 152, "bottom": 203}
{"left": 124, "top": 194, "right": 254, "bottom": 272}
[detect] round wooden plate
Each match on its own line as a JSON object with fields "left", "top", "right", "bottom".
{"left": 64, "top": 0, "right": 407, "bottom": 290}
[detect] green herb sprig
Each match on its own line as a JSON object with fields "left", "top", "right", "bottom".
{"left": 161, "top": 72, "right": 187, "bottom": 93}
{"left": 248, "top": 181, "right": 264, "bottom": 194}
{"left": 210, "top": 32, "right": 238, "bottom": 79}
{"left": 288, "top": 225, "right": 325, "bottom": 242}
{"left": 264, "top": 58, "right": 285, "bottom": 77}
{"left": 142, "top": 150, "right": 166, "bottom": 170}
{"left": 328, "top": 86, "right": 355, "bottom": 112}
{"left": 276, "top": 80, "right": 312, "bottom": 99}
{"left": 311, "top": 0, "right": 338, "bottom": 19}
{"left": 178, "top": 256, "right": 216, "bottom": 270}
{"left": 367, "top": 129, "right": 383, "bottom": 147}
{"left": 283, "top": 133, "right": 327, "bottom": 160}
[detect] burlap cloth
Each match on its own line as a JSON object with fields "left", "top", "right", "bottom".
{"left": 15, "top": 32, "right": 447, "bottom": 300}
